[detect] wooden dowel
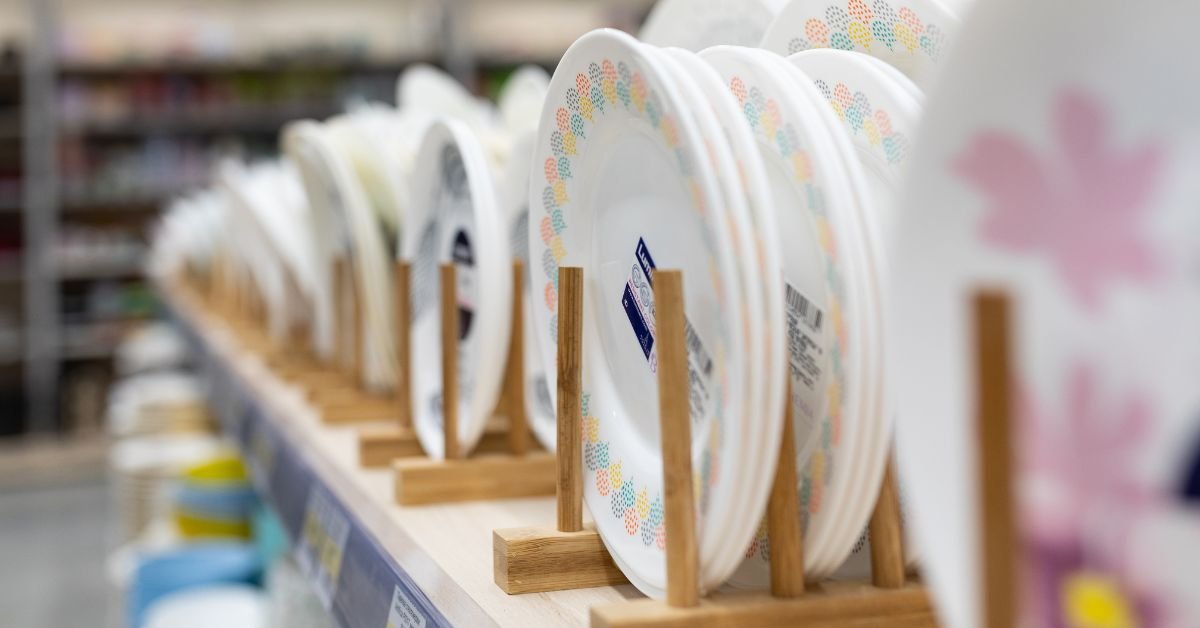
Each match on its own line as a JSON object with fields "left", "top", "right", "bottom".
{"left": 394, "top": 261, "right": 412, "bottom": 430}
{"left": 868, "top": 454, "right": 906, "bottom": 588}
{"left": 653, "top": 270, "right": 698, "bottom": 608}
{"left": 556, "top": 266, "right": 584, "bottom": 532}
{"left": 768, "top": 379, "right": 804, "bottom": 597}
{"left": 440, "top": 263, "right": 460, "bottom": 460}
{"left": 351, "top": 263, "right": 364, "bottom": 383}
{"left": 507, "top": 260, "right": 530, "bottom": 456}
{"left": 331, "top": 256, "right": 346, "bottom": 369}
{"left": 975, "top": 291, "right": 1016, "bottom": 628}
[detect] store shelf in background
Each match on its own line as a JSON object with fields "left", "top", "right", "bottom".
{"left": 0, "top": 326, "right": 21, "bottom": 365}
{"left": 58, "top": 262, "right": 144, "bottom": 281}
{"left": 60, "top": 104, "right": 339, "bottom": 138}
{"left": 56, "top": 56, "right": 431, "bottom": 76}
{"left": 60, "top": 320, "right": 144, "bottom": 361}
{"left": 61, "top": 192, "right": 176, "bottom": 213}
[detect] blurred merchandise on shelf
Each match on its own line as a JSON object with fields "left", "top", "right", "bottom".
{"left": 173, "top": 455, "right": 258, "bottom": 541}
{"left": 54, "top": 225, "right": 145, "bottom": 278}
{"left": 54, "top": 0, "right": 435, "bottom": 65}
{"left": 128, "top": 543, "right": 262, "bottom": 628}
{"left": 109, "top": 433, "right": 224, "bottom": 543}
{"left": 264, "top": 557, "right": 335, "bottom": 628}
{"left": 60, "top": 135, "right": 274, "bottom": 206}
{"left": 142, "top": 584, "right": 266, "bottom": 628}
{"left": 106, "top": 372, "right": 210, "bottom": 438}
{"left": 115, "top": 322, "right": 192, "bottom": 376}
{"left": 61, "top": 362, "right": 111, "bottom": 433}
{"left": 58, "top": 69, "right": 394, "bottom": 128}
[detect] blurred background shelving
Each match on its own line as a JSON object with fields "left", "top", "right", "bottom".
{"left": 0, "top": 0, "right": 656, "bottom": 437}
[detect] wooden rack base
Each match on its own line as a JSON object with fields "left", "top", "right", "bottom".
{"left": 590, "top": 583, "right": 933, "bottom": 628}
{"left": 493, "top": 267, "right": 935, "bottom": 628}
{"left": 493, "top": 524, "right": 628, "bottom": 594}
{"left": 359, "top": 419, "right": 541, "bottom": 468}
{"left": 493, "top": 266, "right": 630, "bottom": 592}
{"left": 378, "top": 261, "right": 556, "bottom": 505}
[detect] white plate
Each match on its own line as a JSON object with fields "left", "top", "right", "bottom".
{"left": 789, "top": 48, "right": 921, "bottom": 572}
{"left": 655, "top": 45, "right": 788, "bottom": 582}
{"left": 759, "top": 0, "right": 959, "bottom": 87}
{"left": 404, "top": 119, "right": 512, "bottom": 460}
{"left": 647, "top": 43, "right": 778, "bottom": 580}
{"left": 501, "top": 129, "right": 557, "bottom": 451}
{"left": 283, "top": 121, "right": 355, "bottom": 364}
{"left": 529, "top": 28, "right": 750, "bottom": 596}
{"left": 640, "top": 0, "right": 787, "bottom": 50}
{"left": 218, "top": 161, "right": 289, "bottom": 340}
{"left": 285, "top": 120, "right": 396, "bottom": 391}
{"left": 398, "top": 63, "right": 509, "bottom": 168}
{"left": 700, "top": 45, "right": 874, "bottom": 584}
{"left": 498, "top": 65, "right": 551, "bottom": 135}
{"left": 332, "top": 107, "right": 409, "bottom": 248}
{"left": 892, "top": 1, "right": 1200, "bottom": 626}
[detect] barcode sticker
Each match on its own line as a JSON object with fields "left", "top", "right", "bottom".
{"left": 784, "top": 281, "right": 827, "bottom": 434}
{"left": 786, "top": 283, "right": 823, "bottom": 332}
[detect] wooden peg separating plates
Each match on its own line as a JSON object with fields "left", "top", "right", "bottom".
{"left": 768, "top": 379, "right": 804, "bottom": 598}
{"left": 492, "top": 266, "right": 628, "bottom": 593}
{"left": 868, "top": 454, "right": 907, "bottom": 589}
{"left": 505, "top": 260, "right": 531, "bottom": 456}
{"left": 590, "top": 268, "right": 937, "bottom": 628}
{"left": 350, "top": 261, "right": 364, "bottom": 383}
{"left": 355, "top": 260, "right": 421, "bottom": 467}
{"left": 556, "top": 265, "right": 584, "bottom": 533}
{"left": 975, "top": 290, "right": 1016, "bottom": 628}
{"left": 389, "top": 263, "right": 555, "bottom": 506}
{"left": 440, "top": 263, "right": 460, "bottom": 460}
{"left": 394, "top": 260, "right": 414, "bottom": 430}
{"left": 331, "top": 255, "right": 347, "bottom": 371}
{"left": 359, "top": 417, "right": 523, "bottom": 468}
{"left": 652, "top": 270, "right": 699, "bottom": 609}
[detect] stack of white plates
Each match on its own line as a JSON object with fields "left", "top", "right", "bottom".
{"left": 524, "top": 2, "right": 953, "bottom": 591}
{"left": 114, "top": 322, "right": 190, "bottom": 376}
{"left": 284, "top": 120, "right": 398, "bottom": 391}
{"left": 398, "top": 64, "right": 556, "bottom": 458}
{"left": 106, "top": 371, "right": 211, "bottom": 438}
{"left": 110, "top": 435, "right": 223, "bottom": 542}
{"left": 219, "top": 159, "right": 314, "bottom": 345}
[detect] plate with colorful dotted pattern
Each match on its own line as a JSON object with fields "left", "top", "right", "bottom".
{"left": 760, "top": 0, "right": 960, "bottom": 87}
{"left": 528, "top": 28, "right": 769, "bottom": 596}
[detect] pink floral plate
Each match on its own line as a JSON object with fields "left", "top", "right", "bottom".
{"left": 891, "top": 1, "right": 1200, "bottom": 626}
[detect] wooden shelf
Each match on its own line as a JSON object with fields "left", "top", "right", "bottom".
{"left": 59, "top": 105, "right": 337, "bottom": 138}
{"left": 57, "top": 56, "right": 433, "bottom": 76}
{"left": 58, "top": 262, "right": 145, "bottom": 281}
{"left": 158, "top": 282, "right": 635, "bottom": 627}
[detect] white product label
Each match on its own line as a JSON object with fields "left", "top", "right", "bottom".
{"left": 619, "top": 237, "right": 713, "bottom": 426}
{"left": 247, "top": 422, "right": 276, "bottom": 494}
{"left": 385, "top": 585, "right": 427, "bottom": 628}
{"left": 295, "top": 487, "right": 350, "bottom": 609}
{"left": 785, "top": 281, "right": 825, "bottom": 428}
